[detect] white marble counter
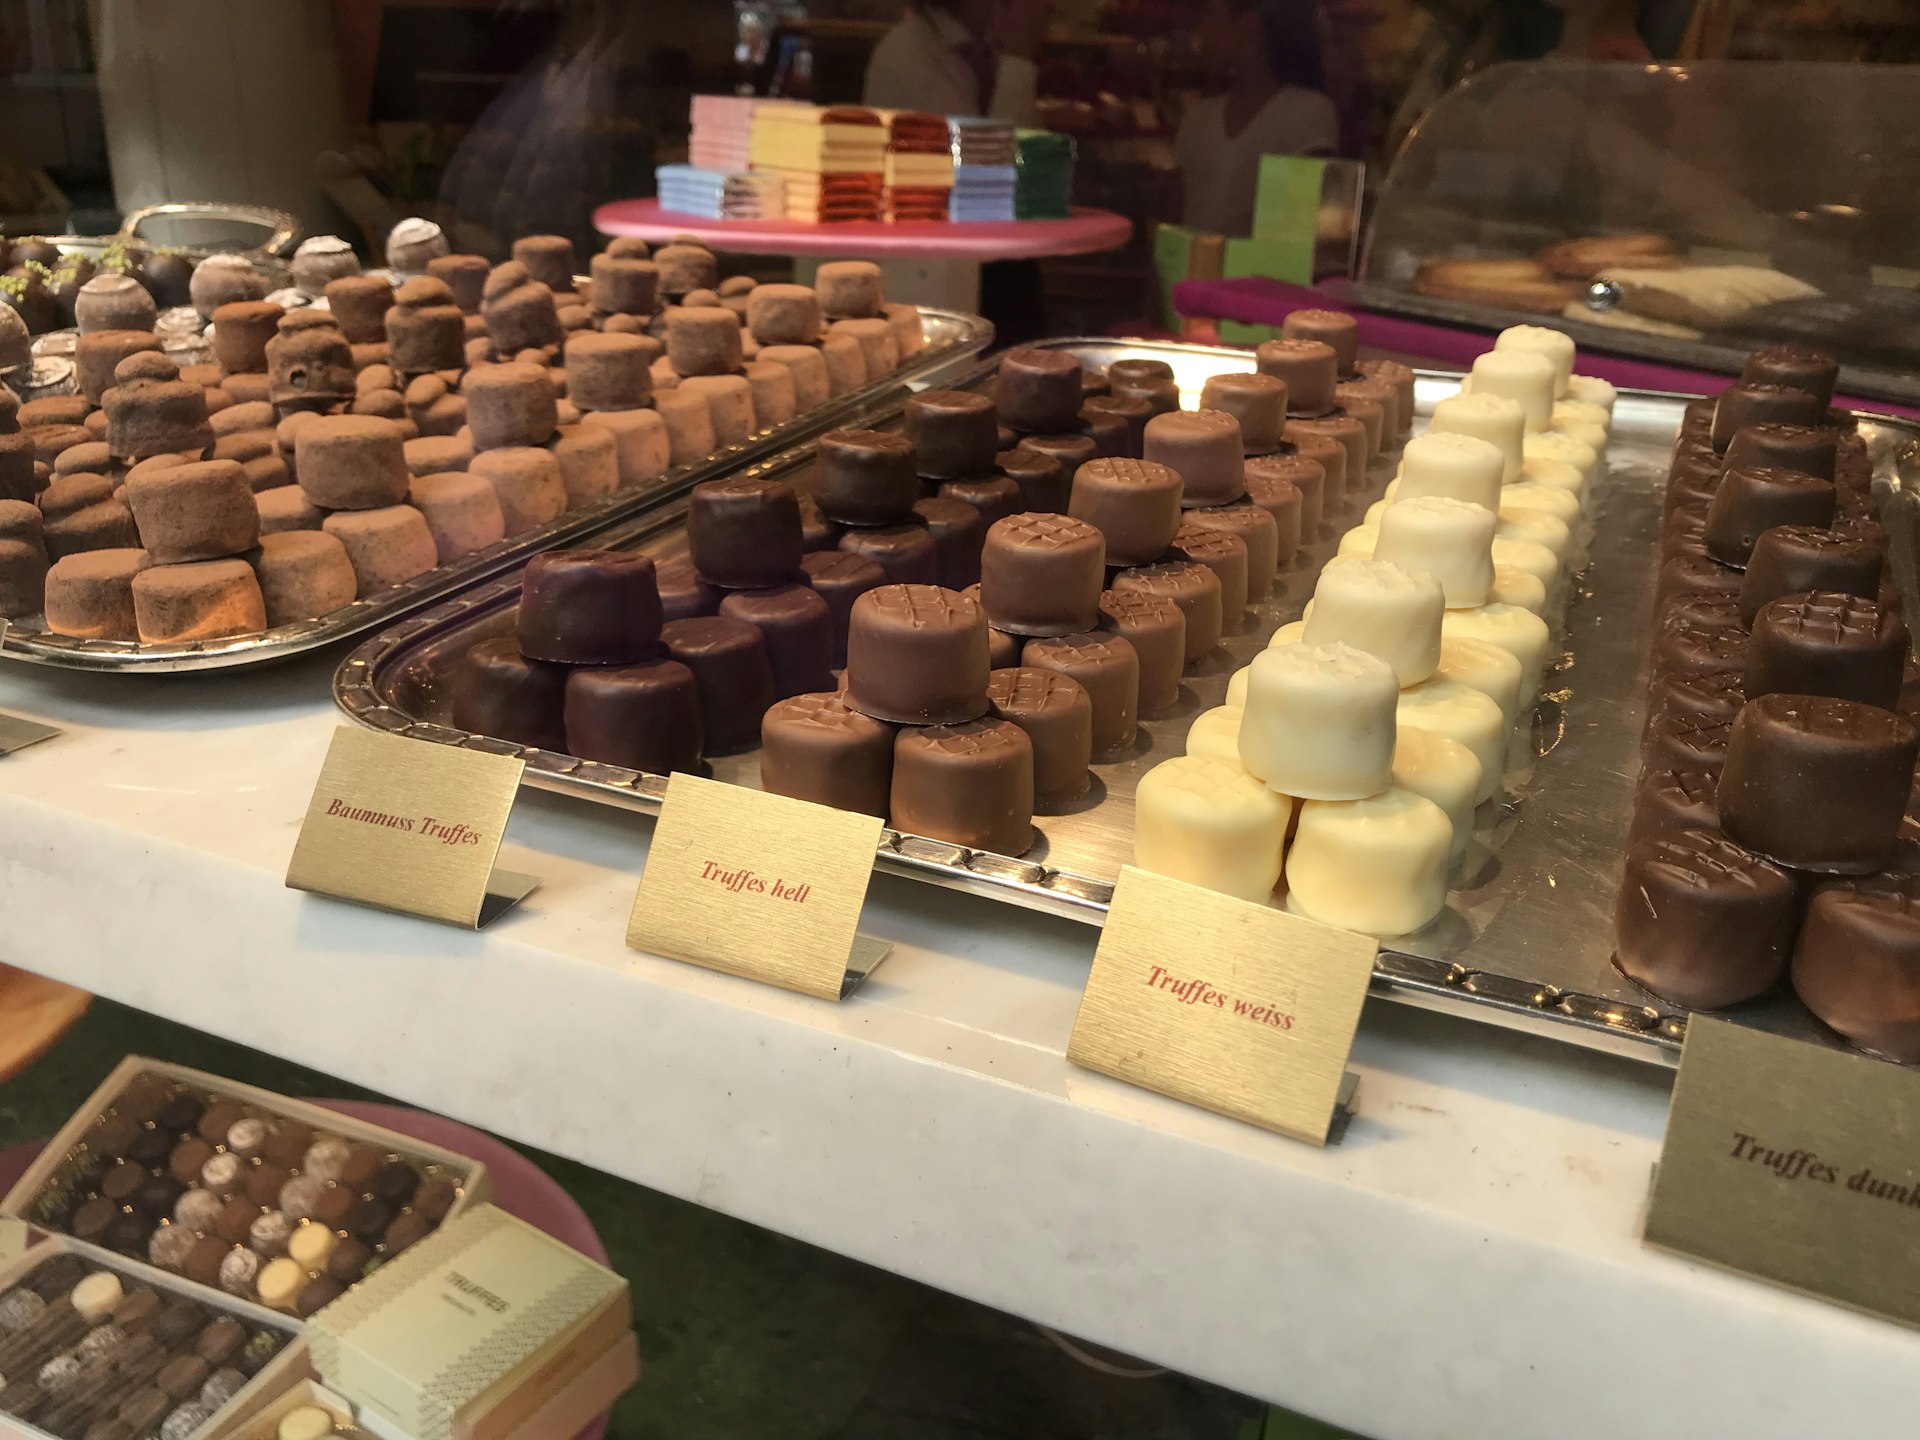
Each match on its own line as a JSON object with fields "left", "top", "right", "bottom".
{"left": 3, "top": 654, "right": 1918, "bottom": 1439}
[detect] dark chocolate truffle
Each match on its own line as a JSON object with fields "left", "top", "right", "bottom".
{"left": 890, "top": 718, "right": 1035, "bottom": 855}
{"left": 995, "top": 348, "right": 1083, "bottom": 433}
{"left": 1245, "top": 451, "right": 1324, "bottom": 537}
{"left": 1741, "top": 344, "right": 1839, "bottom": 409}
{"left": 1615, "top": 828, "right": 1800, "bottom": 1010}
{"left": 1710, "top": 382, "right": 1824, "bottom": 452}
{"left": 1144, "top": 409, "right": 1247, "bottom": 507}
{"left": 814, "top": 429, "right": 918, "bottom": 527}
{"left": 938, "top": 474, "right": 1022, "bottom": 529}
{"left": 904, "top": 391, "right": 999, "bottom": 480}
{"left": 1738, "top": 525, "right": 1883, "bottom": 626}
{"left": 844, "top": 584, "right": 990, "bottom": 725}
{"left": 760, "top": 693, "right": 895, "bottom": 818}
{"left": 717, "top": 583, "right": 836, "bottom": 698}
{"left": 687, "top": 476, "right": 803, "bottom": 589}
{"left": 1081, "top": 393, "right": 1154, "bottom": 459}
{"left": 1199, "top": 372, "right": 1288, "bottom": 452}
{"left": 1746, "top": 592, "right": 1908, "bottom": 709}
{"left": 911, "top": 496, "right": 985, "bottom": 590}
{"left": 799, "top": 549, "right": 885, "bottom": 666}
{"left": 454, "top": 637, "right": 569, "bottom": 751}
{"left": 1169, "top": 524, "right": 1250, "bottom": 629}
{"left": 661, "top": 616, "right": 775, "bottom": 753}
{"left": 1110, "top": 561, "right": 1223, "bottom": 663}
{"left": 1629, "top": 767, "right": 1721, "bottom": 845}
{"left": 1703, "top": 465, "right": 1836, "bottom": 568}
{"left": 836, "top": 522, "right": 938, "bottom": 586}
{"left": 1793, "top": 871, "right": 1920, "bottom": 1062}
{"left": 1723, "top": 422, "right": 1837, "bottom": 481}
{"left": 995, "top": 446, "right": 1069, "bottom": 514}
{"left": 518, "top": 550, "right": 663, "bottom": 665}
{"left": 562, "top": 660, "right": 703, "bottom": 773}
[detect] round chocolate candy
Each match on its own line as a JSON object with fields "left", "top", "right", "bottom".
{"left": 1738, "top": 525, "right": 1884, "bottom": 626}
{"left": 1281, "top": 308, "right": 1358, "bottom": 374}
{"left": 412, "top": 1174, "right": 459, "bottom": 1221}
{"left": 452, "top": 639, "right": 568, "bottom": 752}
{"left": 1709, "top": 382, "right": 1824, "bottom": 453}
{"left": 979, "top": 514, "right": 1105, "bottom": 637}
{"left": 343, "top": 1196, "right": 392, "bottom": 1242}
{"left": 1067, "top": 457, "right": 1183, "bottom": 566}
{"left": 1199, "top": 372, "right": 1288, "bottom": 453}
{"left": 1614, "top": 827, "right": 1801, "bottom": 1010}
{"left": 1284, "top": 417, "right": 1366, "bottom": 503}
{"left": 1110, "top": 561, "right": 1223, "bottom": 664}
{"left": 1187, "top": 501, "right": 1282, "bottom": 600}
{"left": 995, "top": 447, "right": 1069, "bottom": 514}
{"left": 1719, "top": 694, "right": 1919, "bottom": 874}
{"left": 987, "top": 667, "right": 1093, "bottom": 804}
{"left": 295, "top": 1275, "right": 346, "bottom": 1319}
{"left": 890, "top": 718, "right": 1035, "bottom": 855}
{"left": 813, "top": 429, "right": 918, "bottom": 527}
{"left": 384, "top": 1212, "right": 435, "bottom": 1258}
{"left": 799, "top": 550, "right": 885, "bottom": 666}
{"left": 1143, "top": 410, "right": 1247, "bottom": 508}
{"left": 1652, "top": 616, "right": 1747, "bottom": 680}
{"left": 261, "top": 1123, "right": 315, "bottom": 1172}
{"left": 1081, "top": 393, "right": 1153, "bottom": 458}
{"left": 562, "top": 660, "right": 704, "bottom": 772}
{"left": 838, "top": 521, "right": 938, "bottom": 586}
{"left": 904, "top": 391, "right": 999, "bottom": 480}
{"left": 1724, "top": 422, "right": 1837, "bottom": 481}
{"left": 1168, "top": 524, "right": 1249, "bottom": 629}
{"left": 125, "top": 1126, "right": 174, "bottom": 1168}
{"left": 1246, "top": 451, "right": 1323, "bottom": 538}
{"left": 1104, "top": 358, "right": 1180, "bottom": 416}
{"left": 844, "top": 584, "right": 990, "bottom": 725}
{"left": 1017, "top": 432, "right": 1099, "bottom": 483}
{"left": 661, "top": 616, "right": 775, "bottom": 754}
{"left": 995, "top": 348, "right": 1084, "bottom": 433}
{"left": 718, "top": 583, "right": 836, "bottom": 698}
{"left": 1078, "top": 404, "right": 1129, "bottom": 459}
{"left": 154, "top": 1093, "right": 205, "bottom": 1134}
{"left": 911, "top": 496, "right": 986, "bottom": 591}
{"left": 656, "top": 559, "right": 721, "bottom": 621}
{"left": 338, "top": 1144, "right": 386, "bottom": 1192}
{"left": 327, "top": 1238, "right": 374, "bottom": 1284}
{"left": 1649, "top": 666, "right": 1745, "bottom": 726}
{"left": 1741, "top": 343, "right": 1839, "bottom": 409}
{"left": 1644, "top": 707, "right": 1733, "bottom": 774}
{"left": 1703, "top": 465, "right": 1836, "bottom": 568}
{"left": 686, "top": 476, "right": 803, "bottom": 590}
{"left": 1793, "top": 871, "right": 1920, "bottom": 1062}
{"left": 1022, "top": 631, "right": 1140, "bottom": 759}
{"left": 518, "top": 550, "right": 664, "bottom": 665}
{"left": 1098, "top": 589, "right": 1185, "bottom": 714}
{"left": 1630, "top": 768, "right": 1729, "bottom": 851}
{"left": 1255, "top": 338, "right": 1337, "bottom": 414}
{"left": 938, "top": 474, "right": 1022, "bottom": 529}
{"left": 760, "top": 692, "right": 895, "bottom": 819}
{"left": 1746, "top": 592, "right": 1908, "bottom": 709}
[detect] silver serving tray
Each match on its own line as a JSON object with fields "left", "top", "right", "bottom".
{"left": 0, "top": 306, "right": 992, "bottom": 673}
{"left": 333, "top": 337, "right": 1920, "bottom": 1063}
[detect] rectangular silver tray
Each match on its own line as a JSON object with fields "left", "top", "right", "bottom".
{"left": 333, "top": 337, "right": 1920, "bottom": 1063}
{"left": 0, "top": 306, "right": 992, "bottom": 674}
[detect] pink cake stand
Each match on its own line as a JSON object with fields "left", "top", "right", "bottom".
{"left": 0, "top": 1100, "right": 614, "bottom": 1440}
{"left": 593, "top": 199, "right": 1132, "bottom": 261}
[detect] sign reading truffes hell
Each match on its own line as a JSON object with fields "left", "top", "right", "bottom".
{"left": 699, "top": 862, "right": 812, "bottom": 903}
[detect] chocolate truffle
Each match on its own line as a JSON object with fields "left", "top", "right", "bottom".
{"left": 996, "top": 446, "right": 1069, "bottom": 514}
{"left": 103, "top": 370, "right": 214, "bottom": 461}
{"left": 819, "top": 332, "right": 868, "bottom": 396}
{"left": 1738, "top": 524, "right": 1884, "bottom": 625}
{"left": 1023, "top": 631, "right": 1140, "bottom": 758}
{"left": 979, "top": 513, "right": 1105, "bottom": 637}
{"left": 470, "top": 447, "right": 567, "bottom": 534}
{"left": 563, "top": 659, "right": 703, "bottom": 772}
{"left": 811, "top": 259, "right": 880, "bottom": 320}
{"left": 1169, "top": 523, "right": 1250, "bottom": 627}
{"left": 518, "top": 549, "right": 663, "bottom": 665}
{"left": 1186, "top": 501, "right": 1281, "bottom": 600}
{"left": 687, "top": 477, "right": 802, "bottom": 589}
{"left": 744, "top": 361, "right": 797, "bottom": 429}
{"left": 1645, "top": 708, "right": 1733, "bottom": 774}
{"left": 1710, "top": 382, "right": 1824, "bottom": 452}
{"left": 1724, "top": 422, "right": 1837, "bottom": 481}
{"left": 837, "top": 523, "right": 938, "bottom": 586}
{"left": 1741, "top": 343, "right": 1839, "bottom": 409}
{"left": 843, "top": 584, "right": 990, "bottom": 725}
{"left": 1067, "top": 457, "right": 1183, "bottom": 565}
{"left": 829, "top": 316, "right": 899, "bottom": 377}
{"left": 1110, "top": 560, "right": 1224, "bottom": 663}
{"left": 905, "top": 391, "right": 999, "bottom": 480}
{"left": 1632, "top": 769, "right": 1725, "bottom": 848}
{"left": 481, "top": 263, "right": 563, "bottom": 355}
{"left": 466, "top": 362, "right": 558, "bottom": 451}
{"left": 410, "top": 471, "right": 508, "bottom": 563}
{"left": 800, "top": 550, "right": 884, "bottom": 665}
{"left": 77, "top": 329, "right": 162, "bottom": 405}
{"left": 760, "top": 344, "right": 831, "bottom": 411}
{"left": 1143, "top": 409, "right": 1247, "bottom": 507}
{"left": 565, "top": 332, "right": 653, "bottom": 413}
{"left": 911, "top": 496, "right": 985, "bottom": 590}
{"left": 997, "top": 348, "right": 1083, "bottom": 433}
{"left": 252, "top": 530, "right": 357, "bottom": 625}
{"left": 512, "top": 234, "right": 578, "bottom": 294}
{"left": 1746, "top": 592, "right": 1908, "bottom": 709}
{"left": 294, "top": 415, "right": 410, "bottom": 511}
{"left": 1793, "top": 872, "right": 1920, "bottom": 1062}
{"left": 1017, "top": 432, "right": 1099, "bottom": 485}
{"left": 987, "top": 666, "right": 1093, "bottom": 804}
{"left": 1199, "top": 372, "right": 1288, "bottom": 452}
{"left": 718, "top": 583, "right": 836, "bottom": 697}
{"left": 1703, "top": 465, "right": 1836, "bottom": 567}
{"left": 1281, "top": 308, "right": 1358, "bottom": 374}
{"left": 1098, "top": 589, "right": 1185, "bottom": 713}
{"left": 1247, "top": 451, "right": 1324, "bottom": 538}
{"left": 1105, "top": 359, "right": 1180, "bottom": 416}
{"left": 814, "top": 429, "right": 919, "bottom": 527}
{"left": 660, "top": 616, "right": 774, "bottom": 753}
{"left": 75, "top": 272, "right": 158, "bottom": 334}
{"left": 42, "top": 548, "right": 147, "bottom": 640}
{"left": 654, "top": 243, "right": 719, "bottom": 298}
{"left": 1615, "top": 827, "right": 1799, "bottom": 1009}
{"left": 939, "top": 474, "right": 1022, "bottom": 529}
{"left": 1255, "top": 338, "right": 1338, "bottom": 414}
{"left": 1719, "top": 694, "right": 1918, "bottom": 873}
{"left": 322, "top": 505, "right": 438, "bottom": 594}
{"left": 384, "top": 278, "right": 467, "bottom": 376}
{"left": 1081, "top": 393, "right": 1153, "bottom": 459}
{"left": 449, "top": 638, "right": 567, "bottom": 751}
{"left": 1077, "top": 404, "right": 1130, "bottom": 459}
{"left": 131, "top": 560, "right": 266, "bottom": 642}
{"left": 665, "top": 307, "right": 744, "bottom": 379}
{"left": 891, "top": 719, "right": 1035, "bottom": 854}
{"left": 744, "top": 283, "right": 821, "bottom": 346}
{"left": 760, "top": 692, "right": 895, "bottom": 818}
{"left": 1333, "top": 382, "right": 1389, "bottom": 456}
{"left": 1284, "top": 416, "right": 1366, "bottom": 502}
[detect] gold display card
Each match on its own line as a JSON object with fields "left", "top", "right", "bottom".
{"left": 0, "top": 1218, "right": 26, "bottom": 1264}
{"left": 1646, "top": 1017, "right": 1920, "bottom": 1328}
{"left": 0, "top": 620, "right": 59, "bottom": 755}
{"left": 286, "top": 726, "right": 537, "bottom": 929}
{"left": 626, "top": 772, "right": 890, "bottom": 1001}
{"left": 1067, "top": 866, "right": 1375, "bottom": 1145}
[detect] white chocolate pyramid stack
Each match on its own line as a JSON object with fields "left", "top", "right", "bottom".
{"left": 1133, "top": 322, "right": 1618, "bottom": 935}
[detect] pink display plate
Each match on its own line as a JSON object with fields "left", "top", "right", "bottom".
{"left": 593, "top": 198, "right": 1132, "bottom": 260}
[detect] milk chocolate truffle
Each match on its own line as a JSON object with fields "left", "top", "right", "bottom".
{"left": 718, "top": 583, "right": 836, "bottom": 697}
{"left": 905, "top": 391, "right": 999, "bottom": 480}
{"left": 1018, "top": 432, "right": 1099, "bottom": 483}
{"left": 1703, "top": 465, "right": 1836, "bottom": 567}
{"left": 480, "top": 263, "right": 562, "bottom": 355}
{"left": 1062, "top": 457, "right": 1180, "bottom": 567}
{"left": 1710, "top": 382, "right": 1824, "bottom": 452}
{"left": 996, "top": 348, "right": 1083, "bottom": 433}
{"left": 1111, "top": 560, "right": 1223, "bottom": 664}
{"left": 666, "top": 307, "right": 744, "bottom": 378}
{"left": 1614, "top": 827, "right": 1800, "bottom": 1009}
{"left": 837, "top": 523, "right": 937, "bottom": 585}
{"left": 843, "top": 584, "right": 989, "bottom": 724}
{"left": 1143, "top": 409, "right": 1247, "bottom": 507}
{"left": 1186, "top": 502, "right": 1281, "bottom": 600}
{"left": 1278, "top": 308, "right": 1356, "bottom": 375}
{"left": 1077, "top": 403, "right": 1129, "bottom": 459}
{"left": 911, "top": 497, "right": 985, "bottom": 590}
{"left": 995, "top": 447, "right": 1069, "bottom": 513}
{"left": 1719, "top": 694, "right": 1917, "bottom": 873}
{"left": 660, "top": 616, "right": 774, "bottom": 753}
{"left": 1246, "top": 453, "right": 1323, "bottom": 541}
{"left": 563, "top": 659, "right": 703, "bottom": 772}
{"left": 1356, "top": 357, "right": 1417, "bottom": 438}
{"left": 466, "top": 363, "right": 558, "bottom": 450}
{"left": 1023, "top": 631, "right": 1139, "bottom": 758}
{"left": 987, "top": 666, "right": 1093, "bottom": 803}
{"left": 1200, "top": 372, "right": 1289, "bottom": 453}
{"left": 43, "top": 548, "right": 147, "bottom": 640}
{"left": 760, "top": 344, "right": 831, "bottom": 411}
{"left": 799, "top": 550, "right": 885, "bottom": 665}
{"left": 128, "top": 559, "right": 264, "bottom": 642}
{"left": 1738, "top": 524, "right": 1883, "bottom": 625}
{"left": 1742, "top": 343, "right": 1839, "bottom": 409}
{"left": 815, "top": 429, "right": 917, "bottom": 526}
{"left": 1102, "top": 358, "right": 1178, "bottom": 417}
{"left": 938, "top": 474, "right": 1022, "bottom": 528}
{"left": 1080, "top": 392, "right": 1153, "bottom": 460}
{"left": 77, "top": 329, "right": 163, "bottom": 405}
{"left": 1285, "top": 416, "right": 1367, "bottom": 501}
{"left": 687, "top": 477, "right": 802, "bottom": 590}
{"left": 891, "top": 718, "right": 1034, "bottom": 854}
{"left": 1724, "top": 422, "right": 1837, "bottom": 481}
{"left": 980, "top": 513, "right": 1105, "bottom": 637}
{"left": 1255, "top": 338, "right": 1338, "bottom": 415}
{"left": 1098, "top": 588, "right": 1185, "bottom": 713}
{"left": 124, "top": 459, "right": 258, "bottom": 563}
{"left": 1793, "top": 872, "right": 1920, "bottom": 1062}
{"left": 322, "top": 505, "right": 438, "bottom": 594}
{"left": 1746, "top": 592, "right": 1908, "bottom": 709}
{"left": 518, "top": 550, "right": 662, "bottom": 664}
{"left": 761, "top": 693, "right": 894, "bottom": 818}
{"left": 1169, "top": 523, "right": 1249, "bottom": 628}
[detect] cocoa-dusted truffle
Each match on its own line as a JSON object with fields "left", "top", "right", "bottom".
{"left": 76, "top": 329, "right": 162, "bottom": 405}
{"left": 819, "top": 332, "right": 867, "bottom": 396}
{"left": 481, "top": 262, "right": 563, "bottom": 355}
{"left": 190, "top": 253, "right": 268, "bottom": 320}
{"left": 1614, "top": 827, "right": 1800, "bottom": 1009}
{"left": 844, "top": 583, "right": 989, "bottom": 724}
{"left": 665, "top": 306, "right": 743, "bottom": 378}
{"left": 75, "top": 272, "right": 158, "bottom": 334}
{"left": 563, "top": 659, "right": 703, "bottom": 772}
{"left": 979, "top": 513, "right": 1105, "bottom": 637}
{"left": 654, "top": 243, "right": 718, "bottom": 298}
{"left": 251, "top": 531, "right": 357, "bottom": 625}
{"left": 744, "top": 361, "right": 796, "bottom": 429}
{"left": 295, "top": 415, "right": 410, "bottom": 510}
{"left": 996, "top": 348, "right": 1083, "bottom": 433}
{"left": 512, "top": 234, "right": 579, "bottom": 293}
{"left": 759, "top": 344, "right": 830, "bottom": 410}
{"left": 125, "top": 459, "right": 258, "bottom": 563}
{"left": 829, "top": 316, "right": 898, "bottom": 378}
{"left": 890, "top": 718, "right": 1034, "bottom": 854}
{"left": 266, "top": 319, "right": 356, "bottom": 413}
{"left": 1143, "top": 409, "right": 1247, "bottom": 507}
{"left": 465, "top": 362, "right": 558, "bottom": 450}
{"left": 384, "top": 277, "right": 466, "bottom": 376}
{"left": 814, "top": 260, "right": 883, "bottom": 319}
{"left": 551, "top": 424, "right": 619, "bottom": 509}
{"left": 761, "top": 692, "right": 894, "bottom": 818}
{"left": 104, "top": 360, "right": 214, "bottom": 461}
{"left": 324, "top": 273, "right": 394, "bottom": 346}
{"left": 718, "top": 582, "right": 835, "bottom": 697}
{"left": 291, "top": 234, "right": 360, "bottom": 297}
{"left": 322, "top": 505, "right": 439, "bottom": 594}
{"left": 680, "top": 373, "right": 757, "bottom": 445}
{"left": 42, "top": 548, "right": 147, "bottom": 639}
{"left": 565, "top": 332, "right": 653, "bottom": 412}
{"left": 386, "top": 216, "right": 451, "bottom": 275}
{"left": 130, "top": 558, "right": 266, "bottom": 642}
{"left": 409, "top": 472, "right": 506, "bottom": 563}
{"left": 746, "top": 284, "right": 822, "bottom": 346}
{"left": 210, "top": 301, "right": 283, "bottom": 375}
{"left": 470, "top": 447, "right": 567, "bottom": 534}
{"left": 588, "top": 254, "right": 659, "bottom": 317}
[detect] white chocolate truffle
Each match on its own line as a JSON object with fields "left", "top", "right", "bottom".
{"left": 1392, "top": 725, "right": 1483, "bottom": 863}
{"left": 1239, "top": 642, "right": 1398, "bottom": 801}
{"left": 1300, "top": 556, "right": 1442, "bottom": 685}
{"left": 1134, "top": 754, "right": 1293, "bottom": 903}
{"left": 1494, "top": 324, "right": 1575, "bottom": 397}
{"left": 278, "top": 1406, "right": 336, "bottom": 1440}
{"left": 1395, "top": 677, "right": 1507, "bottom": 803}
{"left": 1490, "top": 564, "right": 1548, "bottom": 616}
{"left": 1263, "top": 619, "right": 1306, "bottom": 653}
{"left": 1518, "top": 457, "right": 1587, "bottom": 514}
{"left": 1490, "top": 534, "right": 1559, "bottom": 591}
{"left": 1441, "top": 603, "right": 1551, "bottom": 705}
{"left": 1285, "top": 787, "right": 1452, "bottom": 936}
{"left": 1434, "top": 634, "right": 1523, "bottom": 734}
{"left": 1335, "top": 523, "right": 1379, "bottom": 560}
{"left": 1565, "top": 374, "right": 1616, "bottom": 416}
{"left": 1186, "top": 704, "right": 1244, "bottom": 763}
{"left": 1496, "top": 508, "right": 1571, "bottom": 563}
{"left": 1467, "top": 350, "right": 1555, "bottom": 432}
{"left": 1552, "top": 397, "right": 1609, "bottom": 431}
{"left": 1551, "top": 415, "right": 1608, "bottom": 455}
{"left": 1430, "top": 392, "right": 1525, "bottom": 482}
{"left": 1225, "top": 665, "right": 1252, "bottom": 709}
{"left": 1497, "top": 481, "right": 1580, "bottom": 527}
{"left": 1523, "top": 430, "right": 1598, "bottom": 485}
{"left": 386, "top": 217, "right": 449, "bottom": 274}
{"left": 70, "top": 1272, "right": 123, "bottom": 1322}
{"left": 1373, "top": 495, "right": 1496, "bottom": 609}
{"left": 1394, "top": 431, "right": 1503, "bottom": 511}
